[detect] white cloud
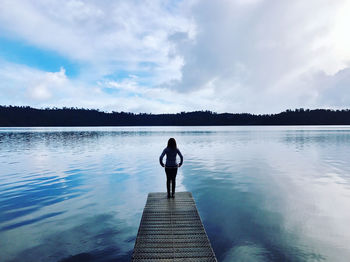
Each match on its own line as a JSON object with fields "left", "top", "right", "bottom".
{"left": 29, "top": 67, "right": 67, "bottom": 100}
{"left": 0, "top": 61, "right": 74, "bottom": 106}
{"left": 0, "top": 0, "right": 350, "bottom": 113}
{"left": 0, "top": 60, "right": 191, "bottom": 113}
{"left": 168, "top": 0, "right": 350, "bottom": 112}
{"left": 0, "top": 0, "right": 194, "bottom": 83}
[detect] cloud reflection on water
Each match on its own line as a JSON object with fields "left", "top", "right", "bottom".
{"left": 0, "top": 126, "right": 350, "bottom": 261}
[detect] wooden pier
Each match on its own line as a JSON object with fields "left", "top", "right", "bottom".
{"left": 132, "top": 192, "right": 217, "bottom": 262}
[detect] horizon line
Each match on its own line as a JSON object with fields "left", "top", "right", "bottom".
{"left": 2, "top": 105, "right": 350, "bottom": 116}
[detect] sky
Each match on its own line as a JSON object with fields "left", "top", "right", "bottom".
{"left": 0, "top": 0, "right": 350, "bottom": 114}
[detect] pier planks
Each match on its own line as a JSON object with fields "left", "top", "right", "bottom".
{"left": 132, "top": 192, "right": 217, "bottom": 262}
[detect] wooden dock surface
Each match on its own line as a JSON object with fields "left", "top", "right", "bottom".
{"left": 132, "top": 192, "right": 217, "bottom": 262}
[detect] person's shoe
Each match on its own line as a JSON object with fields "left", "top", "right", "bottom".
{"left": 172, "top": 193, "right": 175, "bottom": 198}
{"left": 167, "top": 194, "right": 171, "bottom": 199}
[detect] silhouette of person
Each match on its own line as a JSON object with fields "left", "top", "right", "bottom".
{"left": 159, "top": 138, "right": 183, "bottom": 198}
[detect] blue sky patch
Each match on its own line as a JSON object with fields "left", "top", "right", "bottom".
{"left": 0, "top": 37, "right": 79, "bottom": 77}
{"left": 104, "top": 68, "right": 154, "bottom": 86}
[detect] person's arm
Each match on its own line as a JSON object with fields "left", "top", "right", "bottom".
{"left": 159, "top": 148, "right": 166, "bottom": 167}
{"left": 177, "top": 148, "right": 183, "bottom": 167}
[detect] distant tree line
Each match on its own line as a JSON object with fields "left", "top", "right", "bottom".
{"left": 0, "top": 105, "right": 350, "bottom": 126}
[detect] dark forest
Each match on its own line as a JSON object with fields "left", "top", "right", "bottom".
{"left": 0, "top": 105, "right": 350, "bottom": 126}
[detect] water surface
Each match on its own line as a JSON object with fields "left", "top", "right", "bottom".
{"left": 0, "top": 126, "right": 350, "bottom": 261}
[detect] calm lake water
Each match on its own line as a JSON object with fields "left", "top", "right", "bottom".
{"left": 1, "top": 126, "right": 350, "bottom": 262}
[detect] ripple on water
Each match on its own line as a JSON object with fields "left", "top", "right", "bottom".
{"left": 1, "top": 126, "right": 350, "bottom": 261}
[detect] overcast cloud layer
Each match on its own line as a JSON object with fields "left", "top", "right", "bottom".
{"left": 0, "top": 0, "right": 349, "bottom": 113}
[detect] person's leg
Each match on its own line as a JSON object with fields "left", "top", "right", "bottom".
{"left": 171, "top": 168, "right": 178, "bottom": 197}
{"left": 165, "top": 168, "right": 171, "bottom": 197}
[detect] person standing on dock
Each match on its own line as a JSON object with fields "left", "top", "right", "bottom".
{"left": 159, "top": 138, "right": 183, "bottom": 198}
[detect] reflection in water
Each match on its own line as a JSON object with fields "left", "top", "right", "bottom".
{"left": 0, "top": 126, "right": 350, "bottom": 261}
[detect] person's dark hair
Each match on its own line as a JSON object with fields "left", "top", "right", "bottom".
{"left": 167, "top": 138, "right": 177, "bottom": 149}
